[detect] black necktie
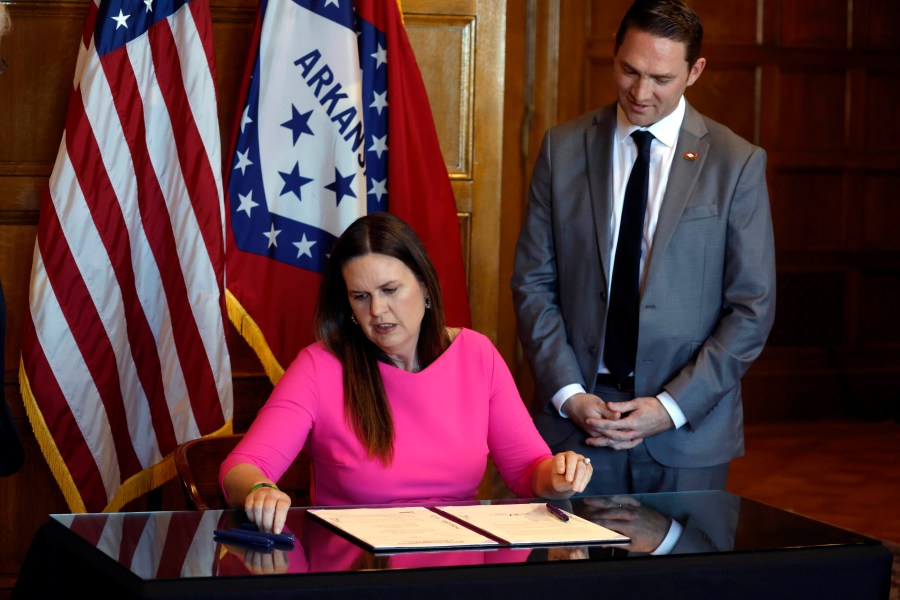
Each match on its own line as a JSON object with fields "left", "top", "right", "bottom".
{"left": 604, "top": 130, "right": 654, "bottom": 382}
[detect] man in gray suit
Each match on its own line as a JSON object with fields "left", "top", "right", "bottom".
{"left": 512, "top": 0, "right": 775, "bottom": 495}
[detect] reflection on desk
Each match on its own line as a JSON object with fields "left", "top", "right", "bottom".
{"left": 45, "top": 502, "right": 594, "bottom": 579}
{"left": 572, "top": 490, "right": 741, "bottom": 554}
{"left": 13, "top": 491, "right": 893, "bottom": 600}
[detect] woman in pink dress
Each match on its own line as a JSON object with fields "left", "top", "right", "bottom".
{"left": 221, "top": 212, "right": 592, "bottom": 533}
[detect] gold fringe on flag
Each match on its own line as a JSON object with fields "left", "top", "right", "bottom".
{"left": 20, "top": 361, "right": 233, "bottom": 513}
{"left": 19, "top": 361, "right": 87, "bottom": 513}
{"left": 226, "top": 289, "right": 286, "bottom": 385}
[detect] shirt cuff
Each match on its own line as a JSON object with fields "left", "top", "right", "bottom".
{"left": 552, "top": 384, "right": 587, "bottom": 418}
{"left": 657, "top": 390, "right": 687, "bottom": 429}
{"left": 651, "top": 518, "right": 684, "bottom": 555}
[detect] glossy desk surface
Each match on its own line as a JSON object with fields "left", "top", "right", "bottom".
{"left": 15, "top": 491, "right": 893, "bottom": 599}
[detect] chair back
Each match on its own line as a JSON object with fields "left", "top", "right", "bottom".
{"left": 173, "top": 433, "right": 312, "bottom": 510}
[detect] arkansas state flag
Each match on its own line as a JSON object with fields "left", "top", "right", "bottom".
{"left": 19, "top": 0, "right": 233, "bottom": 513}
{"left": 226, "top": 0, "right": 470, "bottom": 381}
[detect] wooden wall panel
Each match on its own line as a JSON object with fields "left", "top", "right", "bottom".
{"left": 864, "top": 71, "right": 900, "bottom": 148}
{"left": 768, "top": 272, "right": 844, "bottom": 346}
{"left": 582, "top": 61, "right": 616, "bottom": 119}
{"left": 687, "top": 67, "right": 757, "bottom": 143}
{"left": 404, "top": 0, "right": 506, "bottom": 344}
{"left": 855, "top": 0, "right": 900, "bottom": 49}
{"left": 778, "top": 0, "right": 848, "bottom": 48}
{"left": 690, "top": 0, "right": 758, "bottom": 45}
{"left": 0, "top": 225, "right": 37, "bottom": 386}
{"left": 775, "top": 69, "right": 847, "bottom": 150}
{"left": 406, "top": 15, "right": 475, "bottom": 179}
{"left": 404, "top": 11, "right": 479, "bottom": 295}
{"left": 772, "top": 168, "right": 844, "bottom": 251}
{"left": 209, "top": 9, "right": 256, "bottom": 154}
{"left": 0, "top": 4, "right": 85, "bottom": 165}
{"left": 861, "top": 174, "right": 900, "bottom": 251}
{"left": 859, "top": 274, "right": 900, "bottom": 344}
{"left": 500, "top": 0, "right": 567, "bottom": 396}
{"left": 554, "top": 1, "right": 585, "bottom": 124}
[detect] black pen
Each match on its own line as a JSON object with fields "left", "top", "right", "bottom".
{"left": 231, "top": 526, "right": 295, "bottom": 545}
{"left": 214, "top": 529, "right": 275, "bottom": 548}
{"left": 545, "top": 503, "right": 570, "bottom": 523}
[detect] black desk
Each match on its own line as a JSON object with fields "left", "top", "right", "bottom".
{"left": 14, "top": 491, "right": 892, "bottom": 599}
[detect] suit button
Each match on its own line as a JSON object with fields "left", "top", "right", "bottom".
{"left": 588, "top": 345, "right": 597, "bottom": 355}
{"left": 600, "top": 290, "right": 607, "bottom": 301}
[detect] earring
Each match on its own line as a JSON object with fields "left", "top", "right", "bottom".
{"left": 424, "top": 297, "right": 432, "bottom": 309}
{"left": 350, "top": 314, "right": 358, "bottom": 325}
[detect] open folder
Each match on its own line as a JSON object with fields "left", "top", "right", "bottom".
{"left": 307, "top": 502, "right": 630, "bottom": 552}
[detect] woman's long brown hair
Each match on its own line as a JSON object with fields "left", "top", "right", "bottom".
{"left": 315, "top": 212, "right": 450, "bottom": 464}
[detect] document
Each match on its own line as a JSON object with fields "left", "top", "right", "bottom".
{"left": 307, "top": 502, "right": 629, "bottom": 552}
{"left": 307, "top": 506, "right": 500, "bottom": 551}
{"left": 437, "top": 503, "right": 629, "bottom": 546}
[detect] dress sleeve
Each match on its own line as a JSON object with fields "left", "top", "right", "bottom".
{"left": 219, "top": 347, "right": 318, "bottom": 493}
{"left": 483, "top": 337, "right": 553, "bottom": 497}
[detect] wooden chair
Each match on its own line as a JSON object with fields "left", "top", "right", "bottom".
{"left": 173, "top": 433, "right": 312, "bottom": 510}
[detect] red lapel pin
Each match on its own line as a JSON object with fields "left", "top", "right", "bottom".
{"left": 683, "top": 151, "right": 698, "bottom": 161}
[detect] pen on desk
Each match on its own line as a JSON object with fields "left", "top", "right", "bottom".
{"left": 230, "top": 527, "right": 295, "bottom": 545}
{"left": 545, "top": 503, "right": 570, "bottom": 523}
{"left": 213, "top": 529, "right": 275, "bottom": 548}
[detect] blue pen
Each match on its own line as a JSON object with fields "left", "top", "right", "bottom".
{"left": 214, "top": 529, "right": 275, "bottom": 548}
{"left": 545, "top": 503, "right": 570, "bottom": 523}
{"left": 230, "top": 526, "right": 295, "bottom": 545}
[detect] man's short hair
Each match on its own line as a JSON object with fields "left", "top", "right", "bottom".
{"left": 615, "top": 0, "right": 704, "bottom": 67}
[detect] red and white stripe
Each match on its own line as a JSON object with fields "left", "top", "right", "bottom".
{"left": 21, "top": 0, "right": 231, "bottom": 513}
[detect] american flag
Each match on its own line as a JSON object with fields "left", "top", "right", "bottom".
{"left": 19, "top": 0, "right": 233, "bottom": 513}
{"left": 225, "top": 0, "right": 471, "bottom": 381}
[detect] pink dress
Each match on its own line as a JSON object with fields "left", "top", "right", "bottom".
{"left": 220, "top": 328, "right": 552, "bottom": 505}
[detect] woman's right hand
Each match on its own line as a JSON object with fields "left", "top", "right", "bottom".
{"left": 223, "top": 464, "right": 293, "bottom": 533}
{"left": 243, "top": 483, "right": 292, "bottom": 534}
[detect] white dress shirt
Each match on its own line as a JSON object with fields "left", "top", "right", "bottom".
{"left": 552, "top": 97, "right": 688, "bottom": 429}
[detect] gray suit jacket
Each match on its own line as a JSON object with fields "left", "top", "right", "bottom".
{"left": 511, "top": 101, "right": 776, "bottom": 468}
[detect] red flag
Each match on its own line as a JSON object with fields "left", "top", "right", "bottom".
{"left": 19, "top": 0, "right": 233, "bottom": 513}
{"left": 225, "top": 0, "right": 470, "bottom": 382}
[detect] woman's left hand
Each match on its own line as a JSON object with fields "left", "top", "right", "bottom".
{"left": 548, "top": 450, "right": 593, "bottom": 495}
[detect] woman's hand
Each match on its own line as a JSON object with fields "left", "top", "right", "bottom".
{"left": 243, "top": 484, "right": 292, "bottom": 534}
{"left": 533, "top": 451, "right": 593, "bottom": 498}
{"left": 223, "top": 464, "right": 293, "bottom": 533}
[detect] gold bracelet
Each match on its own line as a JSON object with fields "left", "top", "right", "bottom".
{"left": 247, "top": 482, "right": 280, "bottom": 494}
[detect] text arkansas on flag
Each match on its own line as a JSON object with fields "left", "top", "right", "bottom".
{"left": 226, "top": 0, "right": 470, "bottom": 382}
